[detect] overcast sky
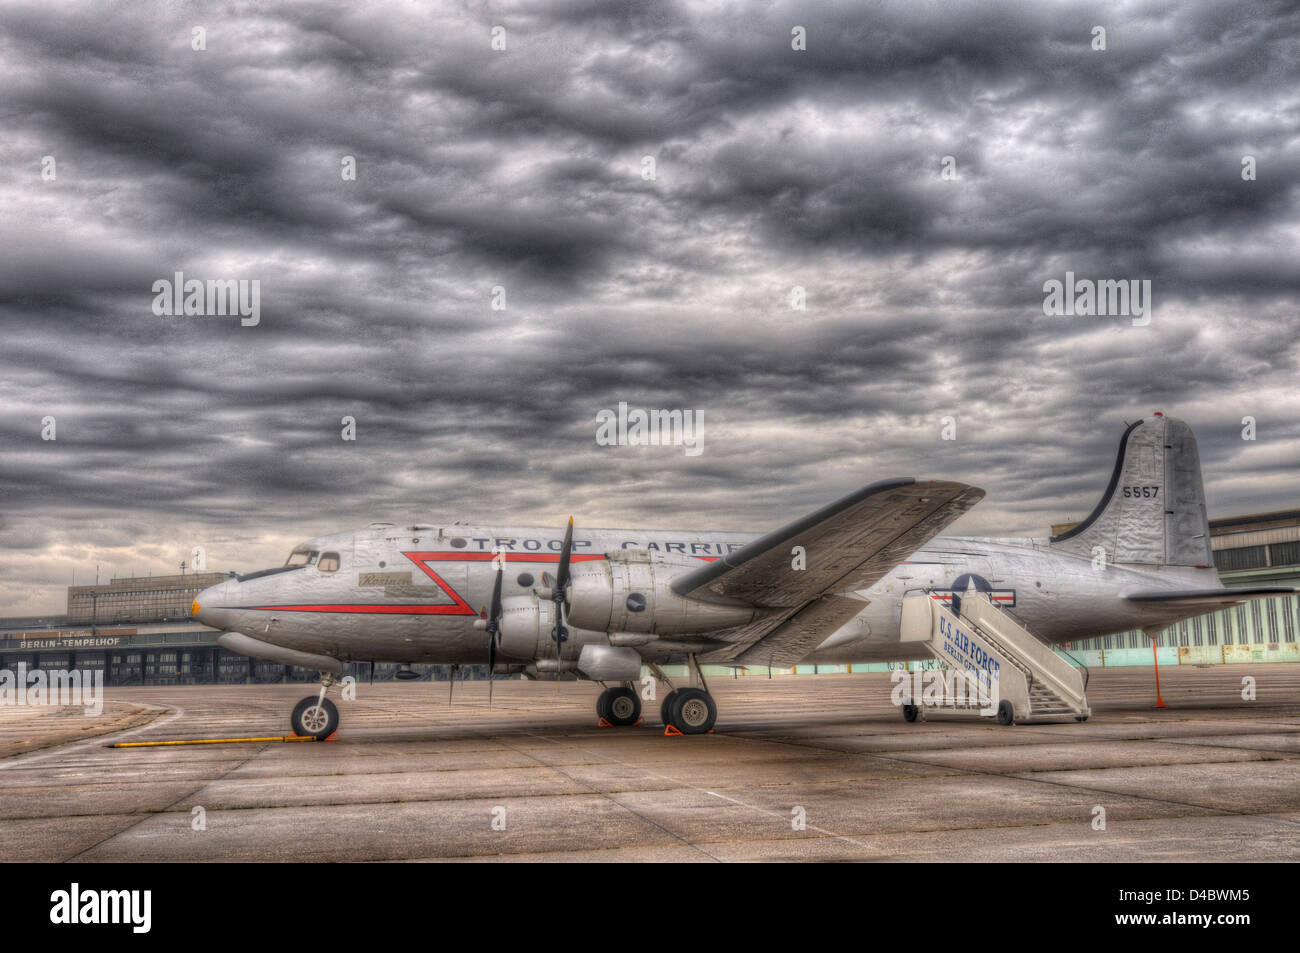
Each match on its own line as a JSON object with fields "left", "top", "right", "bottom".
{"left": 2, "top": 0, "right": 1298, "bottom": 616}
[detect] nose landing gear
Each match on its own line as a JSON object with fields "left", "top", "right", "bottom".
{"left": 291, "top": 672, "right": 340, "bottom": 740}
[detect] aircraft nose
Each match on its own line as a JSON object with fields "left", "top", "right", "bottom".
{"left": 193, "top": 580, "right": 234, "bottom": 629}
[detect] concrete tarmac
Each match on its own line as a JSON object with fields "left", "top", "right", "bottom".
{"left": 1, "top": 667, "right": 1298, "bottom": 862}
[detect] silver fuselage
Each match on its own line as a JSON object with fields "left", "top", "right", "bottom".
{"left": 195, "top": 523, "right": 1219, "bottom": 666}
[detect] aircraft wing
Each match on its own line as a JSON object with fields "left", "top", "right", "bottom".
{"left": 1125, "top": 586, "right": 1299, "bottom": 610}
{"left": 670, "top": 477, "right": 985, "bottom": 666}
{"left": 713, "top": 595, "right": 868, "bottom": 668}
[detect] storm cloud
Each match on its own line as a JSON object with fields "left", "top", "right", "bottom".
{"left": 2, "top": 0, "right": 1298, "bottom": 614}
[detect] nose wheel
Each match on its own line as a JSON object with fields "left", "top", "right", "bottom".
{"left": 291, "top": 696, "right": 338, "bottom": 739}
{"left": 291, "top": 671, "right": 341, "bottom": 740}
{"left": 596, "top": 686, "right": 642, "bottom": 726}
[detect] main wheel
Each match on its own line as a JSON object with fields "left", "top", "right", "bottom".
{"left": 902, "top": 703, "right": 919, "bottom": 723}
{"left": 1075, "top": 714, "right": 1089, "bottom": 722}
{"left": 598, "top": 686, "right": 641, "bottom": 726}
{"left": 996, "top": 700, "right": 1015, "bottom": 726}
{"left": 291, "top": 696, "right": 339, "bottom": 740}
{"left": 659, "top": 689, "right": 681, "bottom": 727}
{"left": 607, "top": 687, "right": 640, "bottom": 725}
{"left": 669, "top": 688, "right": 717, "bottom": 734}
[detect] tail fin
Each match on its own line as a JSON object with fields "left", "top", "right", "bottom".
{"left": 1049, "top": 414, "right": 1214, "bottom": 568}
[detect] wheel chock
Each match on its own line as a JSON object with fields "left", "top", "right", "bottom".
{"left": 634, "top": 718, "right": 645, "bottom": 727}
{"left": 663, "top": 724, "right": 683, "bottom": 736}
{"left": 598, "top": 717, "right": 613, "bottom": 727}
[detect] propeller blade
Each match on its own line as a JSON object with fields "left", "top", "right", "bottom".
{"left": 555, "top": 517, "right": 574, "bottom": 594}
{"left": 548, "top": 518, "right": 574, "bottom": 652}
{"left": 490, "top": 565, "right": 504, "bottom": 621}
{"left": 486, "top": 565, "right": 504, "bottom": 709}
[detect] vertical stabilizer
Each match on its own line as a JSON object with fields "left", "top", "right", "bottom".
{"left": 1049, "top": 415, "right": 1213, "bottom": 568}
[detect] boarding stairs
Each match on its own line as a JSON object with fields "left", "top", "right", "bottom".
{"left": 899, "top": 586, "right": 1090, "bottom": 724}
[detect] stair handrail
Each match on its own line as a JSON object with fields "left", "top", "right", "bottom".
{"left": 1000, "top": 605, "right": 1091, "bottom": 692}
{"left": 916, "top": 586, "right": 1038, "bottom": 694}
{"left": 959, "top": 592, "right": 1088, "bottom": 710}
{"left": 956, "top": 607, "right": 1037, "bottom": 695}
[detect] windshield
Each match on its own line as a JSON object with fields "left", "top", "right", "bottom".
{"left": 285, "top": 546, "right": 320, "bottom": 568}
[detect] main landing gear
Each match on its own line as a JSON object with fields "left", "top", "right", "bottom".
{"left": 663, "top": 688, "right": 717, "bottom": 734}
{"left": 653, "top": 655, "right": 718, "bottom": 735}
{"left": 596, "top": 685, "right": 642, "bottom": 726}
{"left": 291, "top": 672, "right": 340, "bottom": 740}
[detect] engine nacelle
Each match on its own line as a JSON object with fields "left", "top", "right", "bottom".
{"left": 498, "top": 594, "right": 604, "bottom": 662}
{"left": 498, "top": 596, "right": 646, "bottom": 681}
{"left": 566, "top": 549, "right": 757, "bottom": 634}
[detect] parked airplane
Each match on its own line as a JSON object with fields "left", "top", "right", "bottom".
{"left": 194, "top": 414, "right": 1295, "bottom": 738}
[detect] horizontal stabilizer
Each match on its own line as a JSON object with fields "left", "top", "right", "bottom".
{"left": 1125, "top": 586, "right": 1298, "bottom": 610}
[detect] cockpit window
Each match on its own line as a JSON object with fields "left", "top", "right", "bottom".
{"left": 238, "top": 566, "right": 301, "bottom": 582}
{"left": 318, "top": 552, "right": 341, "bottom": 572}
{"left": 285, "top": 546, "right": 320, "bottom": 567}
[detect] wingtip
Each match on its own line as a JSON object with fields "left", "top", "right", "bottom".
{"left": 920, "top": 479, "right": 986, "bottom": 500}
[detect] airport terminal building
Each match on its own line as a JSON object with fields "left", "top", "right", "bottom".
{"left": 2, "top": 509, "right": 1298, "bottom": 685}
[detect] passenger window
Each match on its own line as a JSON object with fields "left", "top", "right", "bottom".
{"left": 318, "top": 552, "right": 340, "bottom": 572}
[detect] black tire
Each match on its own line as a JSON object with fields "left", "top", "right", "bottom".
{"left": 660, "top": 689, "right": 680, "bottom": 727}
{"left": 291, "top": 696, "right": 339, "bottom": 740}
{"left": 902, "top": 703, "right": 919, "bottom": 723}
{"left": 1075, "top": 714, "right": 1089, "bottom": 722}
{"left": 996, "top": 700, "right": 1015, "bottom": 726}
{"left": 605, "top": 687, "right": 641, "bottom": 726}
{"left": 669, "top": 688, "right": 717, "bottom": 734}
{"left": 596, "top": 688, "right": 613, "bottom": 722}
